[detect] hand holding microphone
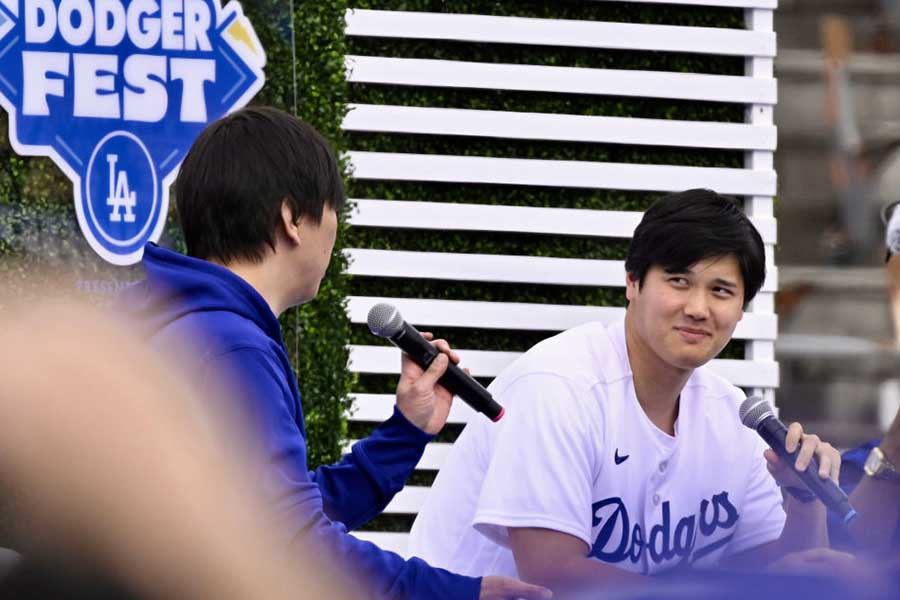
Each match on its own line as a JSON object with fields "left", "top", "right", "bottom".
{"left": 368, "top": 303, "right": 505, "bottom": 423}
{"left": 740, "top": 397, "right": 856, "bottom": 524}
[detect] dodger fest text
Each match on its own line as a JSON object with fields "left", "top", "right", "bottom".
{"left": 24, "top": 0, "right": 218, "bottom": 122}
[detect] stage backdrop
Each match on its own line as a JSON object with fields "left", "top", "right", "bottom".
{"left": 339, "top": 0, "right": 779, "bottom": 553}
{"left": 0, "top": 0, "right": 778, "bottom": 554}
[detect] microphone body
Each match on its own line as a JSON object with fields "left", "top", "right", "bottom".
{"left": 753, "top": 413, "right": 856, "bottom": 524}
{"left": 368, "top": 305, "right": 504, "bottom": 422}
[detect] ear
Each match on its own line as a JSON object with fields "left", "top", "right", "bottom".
{"left": 625, "top": 272, "right": 639, "bottom": 302}
{"left": 280, "top": 201, "right": 301, "bottom": 247}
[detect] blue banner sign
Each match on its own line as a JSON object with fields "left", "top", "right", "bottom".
{"left": 0, "top": 0, "right": 266, "bottom": 264}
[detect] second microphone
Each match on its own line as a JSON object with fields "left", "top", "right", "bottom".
{"left": 367, "top": 303, "right": 505, "bottom": 422}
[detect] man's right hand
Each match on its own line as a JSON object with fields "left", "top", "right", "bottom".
{"left": 480, "top": 576, "right": 552, "bottom": 600}
{"left": 395, "top": 333, "right": 459, "bottom": 435}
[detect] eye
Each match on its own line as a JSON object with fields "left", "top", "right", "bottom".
{"left": 712, "top": 287, "right": 735, "bottom": 298}
{"left": 668, "top": 276, "right": 689, "bottom": 287}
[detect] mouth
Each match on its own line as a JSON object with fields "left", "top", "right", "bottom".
{"left": 674, "top": 326, "right": 712, "bottom": 342}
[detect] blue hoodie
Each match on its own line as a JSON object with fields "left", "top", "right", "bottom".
{"left": 120, "top": 243, "right": 482, "bottom": 599}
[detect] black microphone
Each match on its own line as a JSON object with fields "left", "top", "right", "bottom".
{"left": 739, "top": 397, "right": 856, "bottom": 524}
{"left": 367, "top": 303, "right": 505, "bottom": 422}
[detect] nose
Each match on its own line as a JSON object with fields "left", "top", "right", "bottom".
{"left": 684, "top": 289, "right": 709, "bottom": 321}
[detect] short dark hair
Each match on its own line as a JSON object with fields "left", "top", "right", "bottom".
{"left": 175, "top": 106, "right": 345, "bottom": 264}
{"left": 625, "top": 189, "right": 766, "bottom": 307}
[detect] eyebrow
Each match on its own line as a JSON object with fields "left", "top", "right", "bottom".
{"left": 662, "top": 268, "right": 740, "bottom": 289}
{"left": 712, "top": 278, "right": 739, "bottom": 289}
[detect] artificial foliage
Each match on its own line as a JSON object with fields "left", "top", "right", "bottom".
{"left": 243, "top": 0, "right": 355, "bottom": 471}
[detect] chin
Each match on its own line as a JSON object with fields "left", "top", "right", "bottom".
{"left": 667, "top": 349, "right": 715, "bottom": 370}
{"left": 291, "top": 292, "right": 317, "bottom": 307}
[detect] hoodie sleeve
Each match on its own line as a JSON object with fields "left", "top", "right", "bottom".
{"left": 312, "top": 406, "right": 434, "bottom": 529}
{"left": 205, "top": 348, "right": 481, "bottom": 600}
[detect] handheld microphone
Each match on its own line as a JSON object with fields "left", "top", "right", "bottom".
{"left": 739, "top": 397, "right": 856, "bottom": 524}
{"left": 367, "top": 303, "right": 505, "bottom": 422}
{"left": 886, "top": 200, "right": 900, "bottom": 256}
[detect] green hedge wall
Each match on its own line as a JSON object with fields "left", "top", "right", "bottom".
{"left": 243, "top": 0, "right": 354, "bottom": 471}
{"left": 343, "top": 0, "right": 748, "bottom": 532}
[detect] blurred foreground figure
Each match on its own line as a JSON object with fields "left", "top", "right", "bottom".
{"left": 0, "top": 295, "right": 356, "bottom": 600}
{"left": 559, "top": 548, "right": 899, "bottom": 600}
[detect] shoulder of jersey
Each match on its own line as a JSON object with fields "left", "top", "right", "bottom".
{"left": 499, "top": 321, "right": 620, "bottom": 390}
{"left": 684, "top": 364, "right": 746, "bottom": 423}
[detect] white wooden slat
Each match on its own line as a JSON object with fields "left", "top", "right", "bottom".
{"left": 347, "top": 248, "right": 622, "bottom": 286}
{"left": 351, "top": 531, "right": 409, "bottom": 556}
{"left": 345, "top": 10, "right": 776, "bottom": 58}
{"left": 347, "top": 297, "right": 777, "bottom": 340}
{"left": 743, "top": 8, "right": 778, "bottom": 398}
{"left": 350, "top": 393, "right": 475, "bottom": 424}
{"left": 349, "top": 345, "right": 779, "bottom": 388}
{"left": 343, "top": 104, "right": 777, "bottom": 151}
{"left": 349, "top": 199, "right": 779, "bottom": 245}
{"left": 348, "top": 152, "right": 777, "bottom": 197}
{"left": 350, "top": 345, "right": 518, "bottom": 378}
{"left": 346, "top": 56, "right": 777, "bottom": 105}
{"left": 345, "top": 440, "right": 453, "bottom": 471}
{"left": 383, "top": 486, "right": 430, "bottom": 513}
{"left": 597, "top": 0, "right": 776, "bottom": 7}
{"left": 346, "top": 249, "right": 779, "bottom": 293}
{"left": 350, "top": 199, "right": 643, "bottom": 237}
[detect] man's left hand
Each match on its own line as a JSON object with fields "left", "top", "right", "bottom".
{"left": 764, "top": 422, "right": 841, "bottom": 487}
{"left": 395, "top": 333, "right": 461, "bottom": 435}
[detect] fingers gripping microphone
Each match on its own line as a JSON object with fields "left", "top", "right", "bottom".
{"left": 740, "top": 397, "right": 857, "bottom": 524}
{"left": 367, "top": 303, "right": 505, "bottom": 422}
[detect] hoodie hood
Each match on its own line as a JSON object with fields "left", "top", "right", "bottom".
{"left": 119, "top": 243, "right": 283, "bottom": 345}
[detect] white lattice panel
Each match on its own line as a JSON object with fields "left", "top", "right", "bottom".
{"left": 343, "top": 2, "right": 779, "bottom": 554}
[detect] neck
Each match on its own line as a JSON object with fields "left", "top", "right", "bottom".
{"left": 623, "top": 312, "right": 691, "bottom": 435}
{"left": 217, "top": 258, "right": 288, "bottom": 317}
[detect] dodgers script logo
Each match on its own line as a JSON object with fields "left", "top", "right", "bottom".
{"left": 590, "top": 491, "right": 740, "bottom": 572}
{"left": 0, "top": 0, "right": 265, "bottom": 264}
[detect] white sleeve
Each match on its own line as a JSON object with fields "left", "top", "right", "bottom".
{"left": 724, "top": 434, "right": 786, "bottom": 556}
{"left": 472, "top": 373, "right": 600, "bottom": 552}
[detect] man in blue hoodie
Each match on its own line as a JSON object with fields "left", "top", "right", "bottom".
{"left": 121, "top": 106, "right": 551, "bottom": 600}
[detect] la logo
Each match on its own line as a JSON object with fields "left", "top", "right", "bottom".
{"left": 106, "top": 154, "right": 136, "bottom": 224}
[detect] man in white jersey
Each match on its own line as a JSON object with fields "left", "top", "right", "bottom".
{"left": 408, "top": 189, "right": 842, "bottom": 597}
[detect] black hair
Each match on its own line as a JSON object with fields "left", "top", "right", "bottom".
{"left": 175, "top": 106, "right": 345, "bottom": 264}
{"left": 624, "top": 189, "right": 766, "bottom": 307}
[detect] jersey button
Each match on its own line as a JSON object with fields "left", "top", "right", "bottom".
{"left": 652, "top": 493, "right": 661, "bottom": 506}
{"left": 658, "top": 461, "right": 668, "bottom": 473}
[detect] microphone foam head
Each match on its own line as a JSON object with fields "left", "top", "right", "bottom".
{"left": 887, "top": 202, "right": 900, "bottom": 255}
{"left": 367, "top": 303, "right": 404, "bottom": 338}
{"left": 739, "top": 396, "right": 774, "bottom": 429}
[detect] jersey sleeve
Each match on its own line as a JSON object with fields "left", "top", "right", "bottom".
{"left": 724, "top": 434, "right": 787, "bottom": 557}
{"left": 472, "top": 373, "right": 601, "bottom": 552}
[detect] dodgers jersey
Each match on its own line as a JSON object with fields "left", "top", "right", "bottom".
{"left": 408, "top": 319, "right": 785, "bottom": 577}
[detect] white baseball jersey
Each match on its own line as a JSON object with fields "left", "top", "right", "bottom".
{"left": 408, "top": 319, "right": 785, "bottom": 577}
